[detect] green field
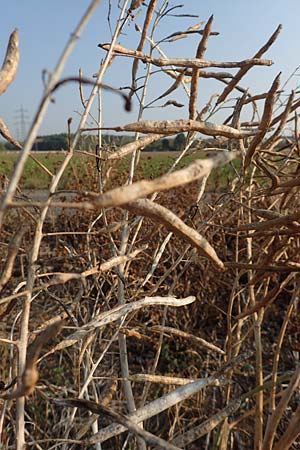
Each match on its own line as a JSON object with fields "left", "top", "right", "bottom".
{"left": 0, "top": 150, "right": 237, "bottom": 190}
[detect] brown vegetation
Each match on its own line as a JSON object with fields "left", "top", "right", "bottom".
{"left": 1, "top": 2, "right": 300, "bottom": 450}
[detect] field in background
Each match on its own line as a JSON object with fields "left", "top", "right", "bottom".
{"left": 0, "top": 150, "right": 237, "bottom": 190}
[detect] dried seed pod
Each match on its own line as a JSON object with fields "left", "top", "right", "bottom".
{"left": 0, "top": 320, "right": 64, "bottom": 400}
{"left": 0, "top": 29, "right": 19, "bottom": 96}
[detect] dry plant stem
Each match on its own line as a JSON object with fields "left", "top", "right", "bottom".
{"left": 217, "top": 25, "right": 282, "bottom": 104}
{"left": 53, "top": 398, "right": 182, "bottom": 450}
{"left": 263, "top": 90, "right": 294, "bottom": 149}
{"left": 115, "top": 10, "right": 170, "bottom": 442}
{"left": 0, "top": 251, "right": 144, "bottom": 308}
{"left": 88, "top": 352, "right": 250, "bottom": 445}
{"left": 272, "top": 402, "right": 300, "bottom": 450}
{"left": 22, "top": 4, "right": 128, "bottom": 448}
{"left": 100, "top": 44, "right": 273, "bottom": 69}
{"left": 171, "top": 398, "right": 242, "bottom": 447}
{"left": 92, "top": 151, "right": 236, "bottom": 209}
{"left": 140, "top": 232, "right": 172, "bottom": 288}
{"left": 124, "top": 199, "right": 224, "bottom": 269}
{"left": 48, "top": 296, "right": 195, "bottom": 359}
{"left": 189, "top": 15, "right": 213, "bottom": 120}
{"left": 7, "top": 3, "right": 103, "bottom": 448}
{"left": 262, "top": 365, "right": 300, "bottom": 450}
{"left": 0, "top": 227, "right": 27, "bottom": 292}
{"left": 246, "top": 169, "right": 263, "bottom": 450}
{"left": 266, "top": 281, "right": 300, "bottom": 424}
{"left": 236, "top": 273, "right": 295, "bottom": 319}
{"left": 0, "top": 1, "right": 102, "bottom": 229}
{"left": 65, "top": 318, "right": 126, "bottom": 436}
{"left": 0, "top": 116, "right": 22, "bottom": 148}
{"left": 129, "top": 0, "right": 157, "bottom": 97}
{"left": 0, "top": 29, "right": 19, "bottom": 96}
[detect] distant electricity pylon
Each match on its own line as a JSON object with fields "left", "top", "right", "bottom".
{"left": 14, "top": 105, "right": 29, "bottom": 143}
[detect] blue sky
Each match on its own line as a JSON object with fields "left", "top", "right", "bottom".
{"left": 1, "top": 0, "right": 300, "bottom": 139}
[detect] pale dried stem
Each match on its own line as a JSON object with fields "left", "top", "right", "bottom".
{"left": 268, "top": 281, "right": 300, "bottom": 412}
{"left": 171, "top": 398, "right": 242, "bottom": 447}
{"left": 246, "top": 168, "right": 263, "bottom": 450}
{"left": 0, "top": 1, "right": 102, "bottom": 227}
{"left": 100, "top": 43, "right": 273, "bottom": 69}
{"left": 87, "top": 352, "right": 250, "bottom": 445}
{"left": 0, "top": 227, "right": 27, "bottom": 292}
{"left": 264, "top": 90, "right": 295, "bottom": 149}
{"left": 129, "top": 0, "right": 157, "bottom": 97}
{"left": 273, "top": 402, "right": 300, "bottom": 450}
{"left": 263, "top": 365, "right": 300, "bottom": 450}
{"left": 54, "top": 398, "right": 182, "bottom": 450}
{"left": 47, "top": 296, "right": 195, "bottom": 354}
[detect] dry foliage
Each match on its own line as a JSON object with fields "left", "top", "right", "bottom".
{"left": 1, "top": 2, "right": 300, "bottom": 450}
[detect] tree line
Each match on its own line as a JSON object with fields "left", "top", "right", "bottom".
{"left": 1, "top": 133, "right": 189, "bottom": 152}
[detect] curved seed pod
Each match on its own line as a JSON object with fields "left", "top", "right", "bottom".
{"left": 0, "top": 320, "right": 64, "bottom": 400}
{"left": 0, "top": 29, "right": 19, "bottom": 96}
{"left": 0, "top": 116, "right": 22, "bottom": 148}
{"left": 124, "top": 199, "right": 225, "bottom": 270}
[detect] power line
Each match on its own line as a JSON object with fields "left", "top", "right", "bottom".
{"left": 14, "top": 105, "right": 29, "bottom": 142}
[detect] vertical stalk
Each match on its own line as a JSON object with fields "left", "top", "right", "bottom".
{"left": 247, "top": 167, "right": 263, "bottom": 450}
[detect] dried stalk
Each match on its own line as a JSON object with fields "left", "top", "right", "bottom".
{"left": 0, "top": 227, "right": 27, "bottom": 292}
{"left": 262, "top": 365, "right": 300, "bottom": 450}
{"left": 0, "top": 116, "right": 22, "bottom": 148}
{"left": 45, "top": 295, "right": 196, "bottom": 353}
{"left": 52, "top": 398, "right": 182, "bottom": 450}
{"left": 99, "top": 43, "right": 273, "bottom": 69}
{"left": 8, "top": 4, "right": 103, "bottom": 449}
{"left": 129, "top": 0, "right": 157, "bottom": 97}
{"left": 273, "top": 402, "right": 300, "bottom": 450}
{"left": 171, "top": 398, "right": 242, "bottom": 447}
{"left": 88, "top": 352, "right": 250, "bottom": 445}
{"left": 0, "top": 1, "right": 102, "bottom": 228}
